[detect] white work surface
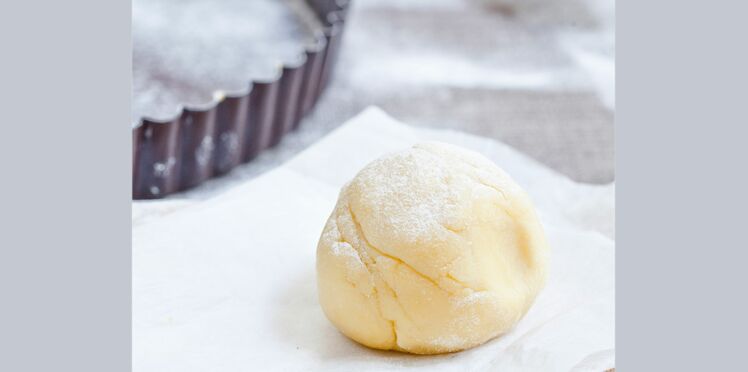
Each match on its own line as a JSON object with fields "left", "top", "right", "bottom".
{"left": 133, "top": 107, "right": 615, "bottom": 371}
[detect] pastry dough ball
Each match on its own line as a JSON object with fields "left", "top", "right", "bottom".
{"left": 316, "top": 142, "right": 549, "bottom": 354}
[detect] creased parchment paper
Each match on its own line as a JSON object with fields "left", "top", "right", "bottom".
{"left": 133, "top": 107, "right": 614, "bottom": 371}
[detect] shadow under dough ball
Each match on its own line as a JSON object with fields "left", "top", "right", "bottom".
{"left": 316, "top": 142, "right": 549, "bottom": 354}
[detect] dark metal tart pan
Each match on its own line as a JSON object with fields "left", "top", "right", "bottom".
{"left": 132, "top": 0, "right": 350, "bottom": 199}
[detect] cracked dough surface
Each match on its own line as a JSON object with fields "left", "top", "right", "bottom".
{"left": 316, "top": 142, "right": 549, "bottom": 354}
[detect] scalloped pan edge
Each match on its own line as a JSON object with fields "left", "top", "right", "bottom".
{"left": 132, "top": 0, "right": 350, "bottom": 199}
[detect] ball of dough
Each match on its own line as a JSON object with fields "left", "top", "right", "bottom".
{"left": 316, "top": 142, "right": 549, "bottom": 354}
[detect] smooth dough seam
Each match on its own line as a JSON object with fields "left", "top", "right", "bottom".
{"left": 348, "top": 205, "right": 457, "bottom": 294}
{"left": 446, "top": 273, "right": 473, "bottom": 290}
{"left": 390, "top": 320, "right": 399, "bottom": 349}
{"left": 387, "top": 284, "right": 417, "bottom": 326}
{"left": 337, "top": 208, "right": 407, "bottom": 346}
{"left": 440, "top": 223, "right": 465, "bottom": 235}
{"left": 348, "top": 204, "right": 487, "bottom": 296}
{"left": 333, "top": 241, "right": 367, "bottom": 293}
{"left": 345, "top": 204, "right": 436, "bottom": 337}
{"left": 335, "top": 213, "right": 390, "bottom": 328}
{"left": 344, "top": 205, "right": 420, "bottom": 324}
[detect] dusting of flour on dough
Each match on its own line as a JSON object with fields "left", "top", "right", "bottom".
{"left": 317, "top": 142, "right": 549, "bottom": 354}
{"left": 349, "top": 145, "right": 462, "bottom": 243}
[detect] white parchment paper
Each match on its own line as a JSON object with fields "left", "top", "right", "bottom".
{"left": 133, "top": 107, "right": 615, "bottom": 371}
